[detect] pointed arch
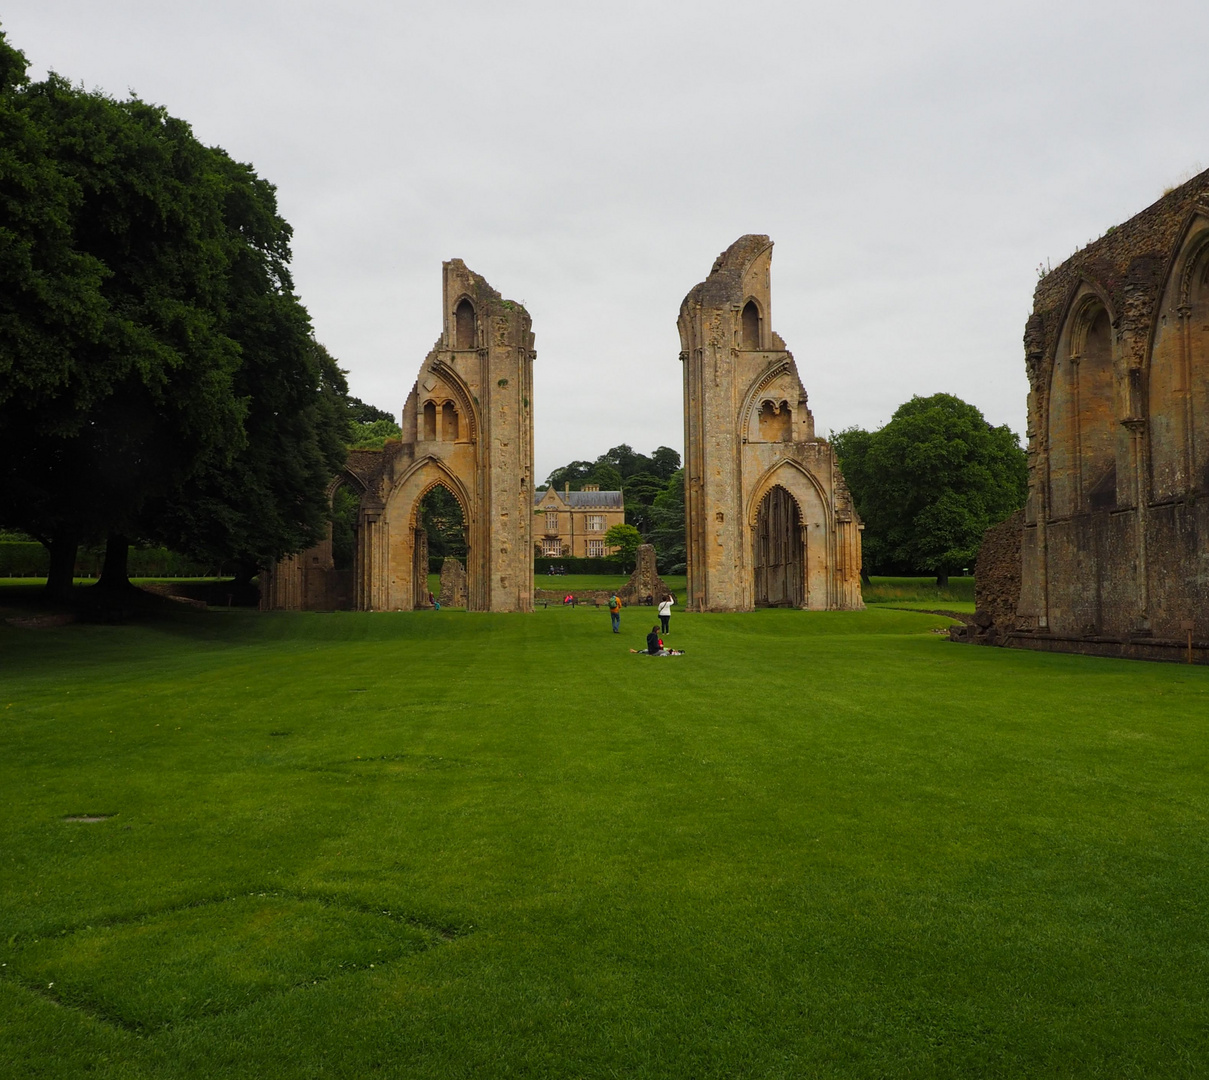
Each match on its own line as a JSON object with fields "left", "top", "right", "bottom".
{"left": 738, "top": 358, "right": 799, "bottom": 442}
{"left": 1150, "top": 215, "right": 1209, "bottom": 497}
{"left": 428, "top": 359, "right": 479, "bottom": 443}
{"left": 740, "top": 299, "right": 761, "bottom": 349}
{"left": 1046, "top": 284, "right": 1118, "bottom": 517}
{"left": 454, "top": 297, "right": 477, "bottom": 350}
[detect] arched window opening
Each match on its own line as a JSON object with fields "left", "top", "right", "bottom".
{"left": 1150, "top": 238, "right": 1209, "bottom": 499}
{"left": 442, "top": 401, "right": 459, "bottom": 441}
{"left": 758, "top": 399, "right": 792, "bottom": 442}
{"left": 1080, "top": 307, "right": 1117, "bottom": 510}
{"left": 1191, "top": 248, "right": 1209, "bottom": 490}
{"left": 330, "top": 485, "right": 360, "bottom": 572}
{"left": 1048, "top": 301, "right": 1117, "bottom": 519}
{"left": 423, "top": 400, "right": 437, "bottom": 441}
{"left": 414, "top": 483, "right": 468, "bottom": 609}
{"left": 455, "top": 298, "right": 477, "bottom": 350}
{"left": 753, "top": 485, "right": 803, "bottom": 607}
{"left": 741, "top": 301, "right": 760, "bottom": 350}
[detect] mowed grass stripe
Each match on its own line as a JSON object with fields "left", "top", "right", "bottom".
{"left": 1, "top": 604, "right": 1208, "bottom": 1078}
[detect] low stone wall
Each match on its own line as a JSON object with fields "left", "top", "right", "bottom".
{"left": 974, "top": 510, "right": 1022, "bottom": 626}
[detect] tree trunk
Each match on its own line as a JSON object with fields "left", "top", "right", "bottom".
{"left": 44, "top": 526, "right": 79, "bottom": 601}
{"left": 860, "top": 567, "right": 871, "bottom": 586}
{"left": 935, "top": 571, "right": 949, "bottom": 588}
{"left": 97, "top": 533, "right": 133, "bottom": 591}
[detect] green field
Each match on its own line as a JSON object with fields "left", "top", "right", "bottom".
{"left": 2, "top": 594, "right": 1208, "bottom": 1077}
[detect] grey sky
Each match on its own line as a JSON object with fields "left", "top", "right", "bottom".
{"left": 7, "top": 1, "right": 1207, "bottom": 483}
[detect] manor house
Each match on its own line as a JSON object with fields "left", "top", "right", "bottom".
{"left": 533, "top": 485, "right": 625, "bottom": 559}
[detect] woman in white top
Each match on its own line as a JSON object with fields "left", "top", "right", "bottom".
{"left": 658, "top": 593, "right": 674, "bottom": 634}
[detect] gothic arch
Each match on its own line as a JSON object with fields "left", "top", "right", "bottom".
{"left": 1047, "top": 286, "right": 1118, "bottom": 517}
{"left": 384, "top": 457, "right": 476, "bottom": 611}
{"left": 738, "top": 358, "right": 796, "bottom": 442}
{"left": 746, "top": 458, "right": 831, "bottom": 529}
{"left": 428, "top": 360, "right": 479, "bottom": 442}
{"left": 746, "top": 460, "right": 833, "bottom": 610}
{"left": 740, "top": 298, "right": 761, "bottom": 350}
{"left": 454, "top": 296, "right": 477, "bottom": 350}
{"left": 1150, "top": 218, "right": 1209, "bottom": 498}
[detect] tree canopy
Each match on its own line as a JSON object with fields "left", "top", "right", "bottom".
{"left": 831, "top": 394, "right": 1027, "bottom": 584}
{"left": 0, "top": 29, "right": 348, "bottom": 592}
{"left": 603, "top": 523, "right": 643, "bottom": 572}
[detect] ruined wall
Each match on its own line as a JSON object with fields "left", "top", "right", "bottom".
{"left": 679, "top": 235, "right": 863, "bottom": 612}
{"left": 618, "top": 544, "right": 670, "bottom": 606}
{"left": 264, "top": 261, "right": 535, "bottom": 613}
{"left": 1007, "top": 169, "right": 1209, "bottom": 663}
{"left": 973, "top": 510, "right": 1023, "bottom": 627}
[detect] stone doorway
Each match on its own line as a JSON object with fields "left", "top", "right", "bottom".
{"left": 414, "top": 483, "right": 467, "bottom": 608}
{"left": 753, "top": 485, "right": 803, "bottom": 608}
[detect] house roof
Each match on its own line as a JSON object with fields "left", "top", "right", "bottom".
{"left": 534, "top": 489, "right": 624, "bottom": 509}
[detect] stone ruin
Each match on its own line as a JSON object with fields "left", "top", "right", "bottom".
{"left": 618, "top": 544, "right": 670, "bottom": 607}
{"left": 962, "top": 169, "right": 1209, "bottom": 664}
{"left": 679, "top": 235, "right": 863, "bottom": 611}
{"left": 261, "top": 259, "right": 535, "bottom": 612}
{"left": 439, "top": 557, "right": 467, "bottom": 608}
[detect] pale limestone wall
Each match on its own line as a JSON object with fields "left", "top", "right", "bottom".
{"left": 1017, "top": 169, "right": 1209, "bottom": 647}
{"left": 266, "top": 260, "right": 535, "bottom": 613}
{"left": 679, "top": 235, "right": 863, "bottom": 612}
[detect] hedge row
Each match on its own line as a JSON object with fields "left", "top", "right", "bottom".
{"left": 0, "top": 542, "right": 222, "bottom": 578}
{"left": 534, "top": 556, "right": 625, "bottom": 575}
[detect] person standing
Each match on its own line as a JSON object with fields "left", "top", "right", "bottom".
{"left": 658, "top": 593, "right": 674, "bottom": 635}
{"left": 608, "top": 593, "right": 621, "bottom": 633}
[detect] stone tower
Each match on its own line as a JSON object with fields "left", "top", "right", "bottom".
{"left": 261, "top": 259, "right": 535, "bottom": 612}
{"left": 678, "top": 235, "right": 863, "bottom": 612}
{"left": 378, "top": 259, "right": 535, "bottom": 611}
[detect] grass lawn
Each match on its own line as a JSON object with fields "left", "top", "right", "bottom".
{"left": 2, "top": 594, "right": 1208, "bottom": 1077}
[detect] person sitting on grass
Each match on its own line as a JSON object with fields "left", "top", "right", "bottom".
{"left": 629, "top": 628, "right": 684, "bottom": 656}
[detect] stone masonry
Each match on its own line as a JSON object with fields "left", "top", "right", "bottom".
{"left": 971, "top": 169, "right": 1209, "bottom": 663}
{"left": 261, "top": 260, "right": 535, "bottom": 612}
{"left": 679, "top": 236, "right": 864, "bottom": 611}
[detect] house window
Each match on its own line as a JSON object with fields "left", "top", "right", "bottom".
{"left": 542, "top": 538, "right": 561, "bottom": 557}
{"left": 586, "top": 514, "right": 605, "bottom": 532}
{"left": 587, "top": 539, "right": 604, "bottom": 558}
{"left": 545, "top": 512, "right": 558, "bottom": 533}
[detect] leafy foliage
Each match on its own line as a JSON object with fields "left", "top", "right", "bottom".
{"left": 349, "top": 417, "right": 402, "bottom": 450}
{"left": 0, "top": 28, "right": 349, "bottom": 588}
{"left": 347, "top": 396, "right": 395, "bottom": 425}
{"left": 832, "top": 394, "right": 1027, "bottom": 582}
{"left": 420, "top": 485, "right": 466, "bottom": 563}
{"left": 603, "top": 522, "right": 643, "bottom": 572}
{"left": 646, "top": 469, "right": 686, "bottom": 574}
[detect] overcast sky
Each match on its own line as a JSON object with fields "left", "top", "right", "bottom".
{"left": 6, "top": 1, "right": 1207, "bottom": 482}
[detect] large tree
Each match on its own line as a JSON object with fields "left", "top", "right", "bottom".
{"left": 0, "top": 30, "right": 346, "bottom": 594}
{"left": 832, "top": 394, "right": 1027, "bottom": 586}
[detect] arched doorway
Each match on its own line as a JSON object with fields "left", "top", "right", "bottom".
{"left": 753, "top": 485, "right": 803, "bottom": 607}
{"left": 413, "top": 483, "right": 468, "bottom": 607}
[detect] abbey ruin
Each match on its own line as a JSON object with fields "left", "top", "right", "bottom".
{"left": 679, "top": 236, "right": 864, "bottom": 611}
{"left": 973, "top": 170, "right": 1209, "bottom": 663}
{"left": 261, "top": 259, "right": 535, "bottom": 612}
{"left": 263, "top": 238, "right": 865, "bottom": 614}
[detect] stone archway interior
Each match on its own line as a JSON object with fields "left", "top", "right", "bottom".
{"left": 413, "top": 483, "right": 468, "bottom": 607}
{"left": 754, "top": 485, "right": 803, "bottom": 608}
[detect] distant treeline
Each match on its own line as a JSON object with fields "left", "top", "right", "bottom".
{"left": 0, "top": 542, "right": 227, "bottom": 579}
